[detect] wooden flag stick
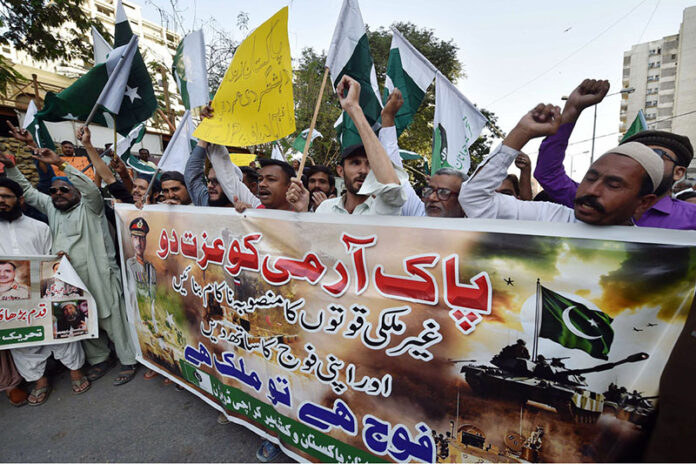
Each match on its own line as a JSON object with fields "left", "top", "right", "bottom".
{"left": 297, "top": 66, "right": 329, "bottom": 175}
{"left": 157, "top": 108, "right": 177, "bottom": 133}
{"left": 113, "top": 117, "right": 118, "bottom": 158}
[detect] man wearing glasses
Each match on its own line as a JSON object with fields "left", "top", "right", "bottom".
{"left": 535, "top": 78, "right": 696, "bottom": 229}
{"left": 184, "top": 139, "right": 233, "bottom": 208}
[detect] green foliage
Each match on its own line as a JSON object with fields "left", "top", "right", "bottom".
{"left": 0, "top": 0, "right": 109, "bottom": 63}
{"left": 0, "top": 54, "right": 24, "bottom": 95}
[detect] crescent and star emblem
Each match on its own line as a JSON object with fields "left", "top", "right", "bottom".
{"left": 562, "top": 306, "right": 602, "bottom": 340}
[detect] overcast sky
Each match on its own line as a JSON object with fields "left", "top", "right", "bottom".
{"left": 141, "top": 0, "right": 695, "bottom": 179}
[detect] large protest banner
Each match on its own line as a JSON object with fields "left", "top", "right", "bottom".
{"left": 115, "top": 205, "right": 695, "bottom": 462}
{"left": 0, "top": 256, "right": 98, "bottom": 349}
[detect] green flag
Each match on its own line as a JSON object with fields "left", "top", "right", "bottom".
{"left": 172, "top": 29, "right": 208, "bottom": 110}
{"left": 383, "top": 27, "right": 436, "bottom": 136}
{"left": 538, "top": 285, "right": 614, "bottom": 360}
{"left": 292, "top": 128, "right": 323, "bottom": 153}
{"left": 23, "top": 100, "right": 55, "bottom": 151}
{"left": 621, "top": 109, "right": 648, "bottom": 142}
{"left": 326, "top": 0, "right": 382, "bottom": 148}
{"left": 37, "top": 0, "right": 156, "bottom": 136}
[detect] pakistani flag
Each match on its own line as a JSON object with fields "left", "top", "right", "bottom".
{"left": 157, "top": 110, "right": 195, "bottom": 173}
{"left": 172, "top": 29, "right": 209, "bottom": 110}
{"left": 91, "top": 25, "right": 111, "bottom": 65}
{"left": 538, "top": 286, "right": 614, "bottom": 360}
{"left": 36, "top": 36, "right": 139, "bottom": 131}
{"left": 22, "top": 100, "right": 55, "bottom": 151}
{"left": 292, "top": 128, "right": 323, "bottom": 153}
{"left": 399, "top": 149, "right": 422, "bottom": 161}
{"left": 384, "top": 27, "right": 437, "bottom": 136}
{"left": 326, "top": 0, "right": 382, "bottom": 147}
{"left": 621, "top": 109, "right": 648, "bottom": 142}
{"left": 431, "top": 73, "right": 487, "bottom": 175}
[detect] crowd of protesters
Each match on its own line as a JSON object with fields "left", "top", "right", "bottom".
{"left": 0, "top": 75, "right": 694, "bottom": 461}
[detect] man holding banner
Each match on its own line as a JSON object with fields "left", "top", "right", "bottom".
{"left": 0, "top": 177, "right": 89, "bottom": 405}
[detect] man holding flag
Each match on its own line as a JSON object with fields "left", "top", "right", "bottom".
{"left": 534, "top": 78, "right": 696, "bottom": 229}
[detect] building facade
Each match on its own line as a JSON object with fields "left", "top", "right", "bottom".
{"left": 621, "top": 6, "right": 696, "bottom": 174}
{"left": 0, "top": 0, "right": 184, "bottom": 155}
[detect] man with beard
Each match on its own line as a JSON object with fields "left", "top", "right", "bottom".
{"left": 184, "top": 139, "right": 232, "bottom": 207}
{"left": 0, "top": 261, "right": 28, "bottom": 300}
{"left": 459, "top": 103, "right": 662, "bottom": 226}
{"left": 160, "top": 171, "right": 192, "bottom": 205}
{"left": 534, "top": 78, "right": 696, "bottom": 229}
{"left": 55, "top": 302, "right": 87, "bottom": 337}
{"left": 0, "top": 149, "right": 137, "bottom": 387}
{"left": 303, "top": 165, "right": 334, "bottom": 211}
{"left": 311, "top": 76, "right": 407, "bottom": 215}
{"left": 0, "top": 177, "right": 89, "bottom": 405}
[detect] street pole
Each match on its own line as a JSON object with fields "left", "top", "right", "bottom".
{"left": 591, "top": 104, "right": 597, "bottom": 164}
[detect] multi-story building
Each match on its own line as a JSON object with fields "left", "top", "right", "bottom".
{"left": 0, "top": 0, "right": 183, "bottom": 155}
{"left": 621, "top": 6, "right": 696, "bottom": 175}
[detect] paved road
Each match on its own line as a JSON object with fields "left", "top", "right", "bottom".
{"left": 0, "top": 362, "right": 291, "bottom": 462}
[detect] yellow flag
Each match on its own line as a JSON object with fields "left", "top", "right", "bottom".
{"left": 193, "top": 7, "right": 295, "bottom": 146}
{"left": 229, "top": 153, "right": 257, "bottom": 167}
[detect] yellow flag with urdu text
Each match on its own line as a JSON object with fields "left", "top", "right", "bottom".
{"left": 193, "top": 7, "right": 295, "bottom": 146}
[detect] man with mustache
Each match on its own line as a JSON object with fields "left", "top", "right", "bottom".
{"left": 0, "top": 149, "right": 138, "bottom": 387}
{"left": 534, "top": 78, "right": 696, "bottom": 229}
{"left": 303, "top": 165, "right": 334, "bottom": 211}
{"left": 459, "top": 103, "right": 662, "bottom": 226}
{"left": 0, "top": 177, "right": 89, "bottom": 405}
{"left": 160, "top": 171, "right": 192, "bottom": 206}
{"left": 309, "top": 75, "right": 407, "bottom": 215}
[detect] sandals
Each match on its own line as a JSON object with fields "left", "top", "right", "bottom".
{"left": 144, "top": 369, "right": 158, "bottom": 380}
{"left": 71, "top": 376, "right": 91, "bottom": 395}
{"left": 28, "top": 383, "right": 51, "bottom": 406}
{"left": 256, "top": 440, "right": 281, "bottom": 462}
{"left": 113, "top": 364, "right": 137, "bottom": 386}
{"left": 87, "top": 359, "right": 115, "bottom": 382}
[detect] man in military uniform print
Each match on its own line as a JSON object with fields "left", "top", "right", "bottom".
{"left": 125, "top": 218, "right": 158, "bottom": 333}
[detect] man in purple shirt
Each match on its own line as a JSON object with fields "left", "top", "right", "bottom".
{"left": 534, "top": 78, "right": 696, "bottom": 230}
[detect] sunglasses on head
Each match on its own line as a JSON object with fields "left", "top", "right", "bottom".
{"left": 652, "top": 148, "right": 681, "bottom": 166}
{"left": 49, "top": 186, "right": 71, "bottom": 194}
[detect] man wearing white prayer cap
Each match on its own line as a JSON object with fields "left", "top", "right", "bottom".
{"left": 459, "top": 103, "right": 662, "bottom": 226}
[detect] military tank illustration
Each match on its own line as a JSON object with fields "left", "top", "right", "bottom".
{"left": 602, "top": 384, "right": 657, "bottom": 427}
{"left": 461, "top": 341, "right": 649, "bottom": 424}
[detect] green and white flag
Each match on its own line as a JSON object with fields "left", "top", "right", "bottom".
{"left": 22, "top": 99, "right": 55, "bottom": 151}
{"left": 172, "top": 29, "right": 209, "bottom": 110}
{"left": 292, "top": 128, "right": 323, "bottom": 153}
{"left": 538, "top": 285, "right": 614, "bottom": 360}
{"left": 399, "top": 149, "right": 422, "bottom": 161}
{"left": 36, "top": 37, "right": 138, "bottom": 131}
{"left": 384, "top": 27, "right": 437, "bottom": 136}
{"left": 158, "top": 110, "right": 195, "bottom": 174}
{"left": 326, "top": 0, "right": 382, "bottom": 148}
{"left": 91, "top": 25, "right": 112, "bottom": 65}
{"left": 621, "top": 109, "right": 648, "bottom": 142}
{"left": 431, "top": 72, "right": 487, "bottom": 175}
{"left": 111, "top": 0, "right": 157, "bottom": 133}
{"left": 115, "top": 122, "right": 146, "bottom": 159}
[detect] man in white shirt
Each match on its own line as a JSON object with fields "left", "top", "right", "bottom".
{"left": 310, "top": 75, "right": 408, "bottom": 215}
{"left": 0, "top": 177, "right": 89, "bottom": 405}
{"left": 459, "top": 103, "right": 662, "bottom": 226}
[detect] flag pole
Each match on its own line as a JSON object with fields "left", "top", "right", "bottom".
{"left": 297, "top": 66, "right": 329, "bottom": 176}
{"left": 532, "top": 278, "right": 541, "bottom": 362}
{"left": 113, "top": 117, "right": 118, "bottom": 158}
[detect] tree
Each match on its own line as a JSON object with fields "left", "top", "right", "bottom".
{"left": 0, "top": 0, "right": 107, "bottom": 63}
{"left": 288, "top": 21, "right": 502, "bottom": 181}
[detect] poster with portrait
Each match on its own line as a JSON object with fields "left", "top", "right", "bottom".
{"left": 116, "top": 205, "right": 695, "bottom": 463}
{"left": 0, "top": 255, "right": 98, "bottom": 348}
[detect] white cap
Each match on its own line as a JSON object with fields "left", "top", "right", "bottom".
{"left": 601, "top": 142, "right": 663, "bottom": 193}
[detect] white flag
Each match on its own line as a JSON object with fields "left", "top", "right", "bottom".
{"left": 271, "top": 143, "right": 284, "bottom": 161}
{"left": 91, "top": 26, "right": 112, "bottom": 65}
{"left": 96, "top": 35, "right": 139, "bottom": 115}
{"left": 432, "top": 72, "right": 487, "bottom": 174}
{"left": 172, "top": 29, "right": 209, "bottom": 110}
{"left": 22, "top": 99, "right": 38, "bottom": 130}
{"left": 158, "top": 110, "right": 195, "bottom": 173}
